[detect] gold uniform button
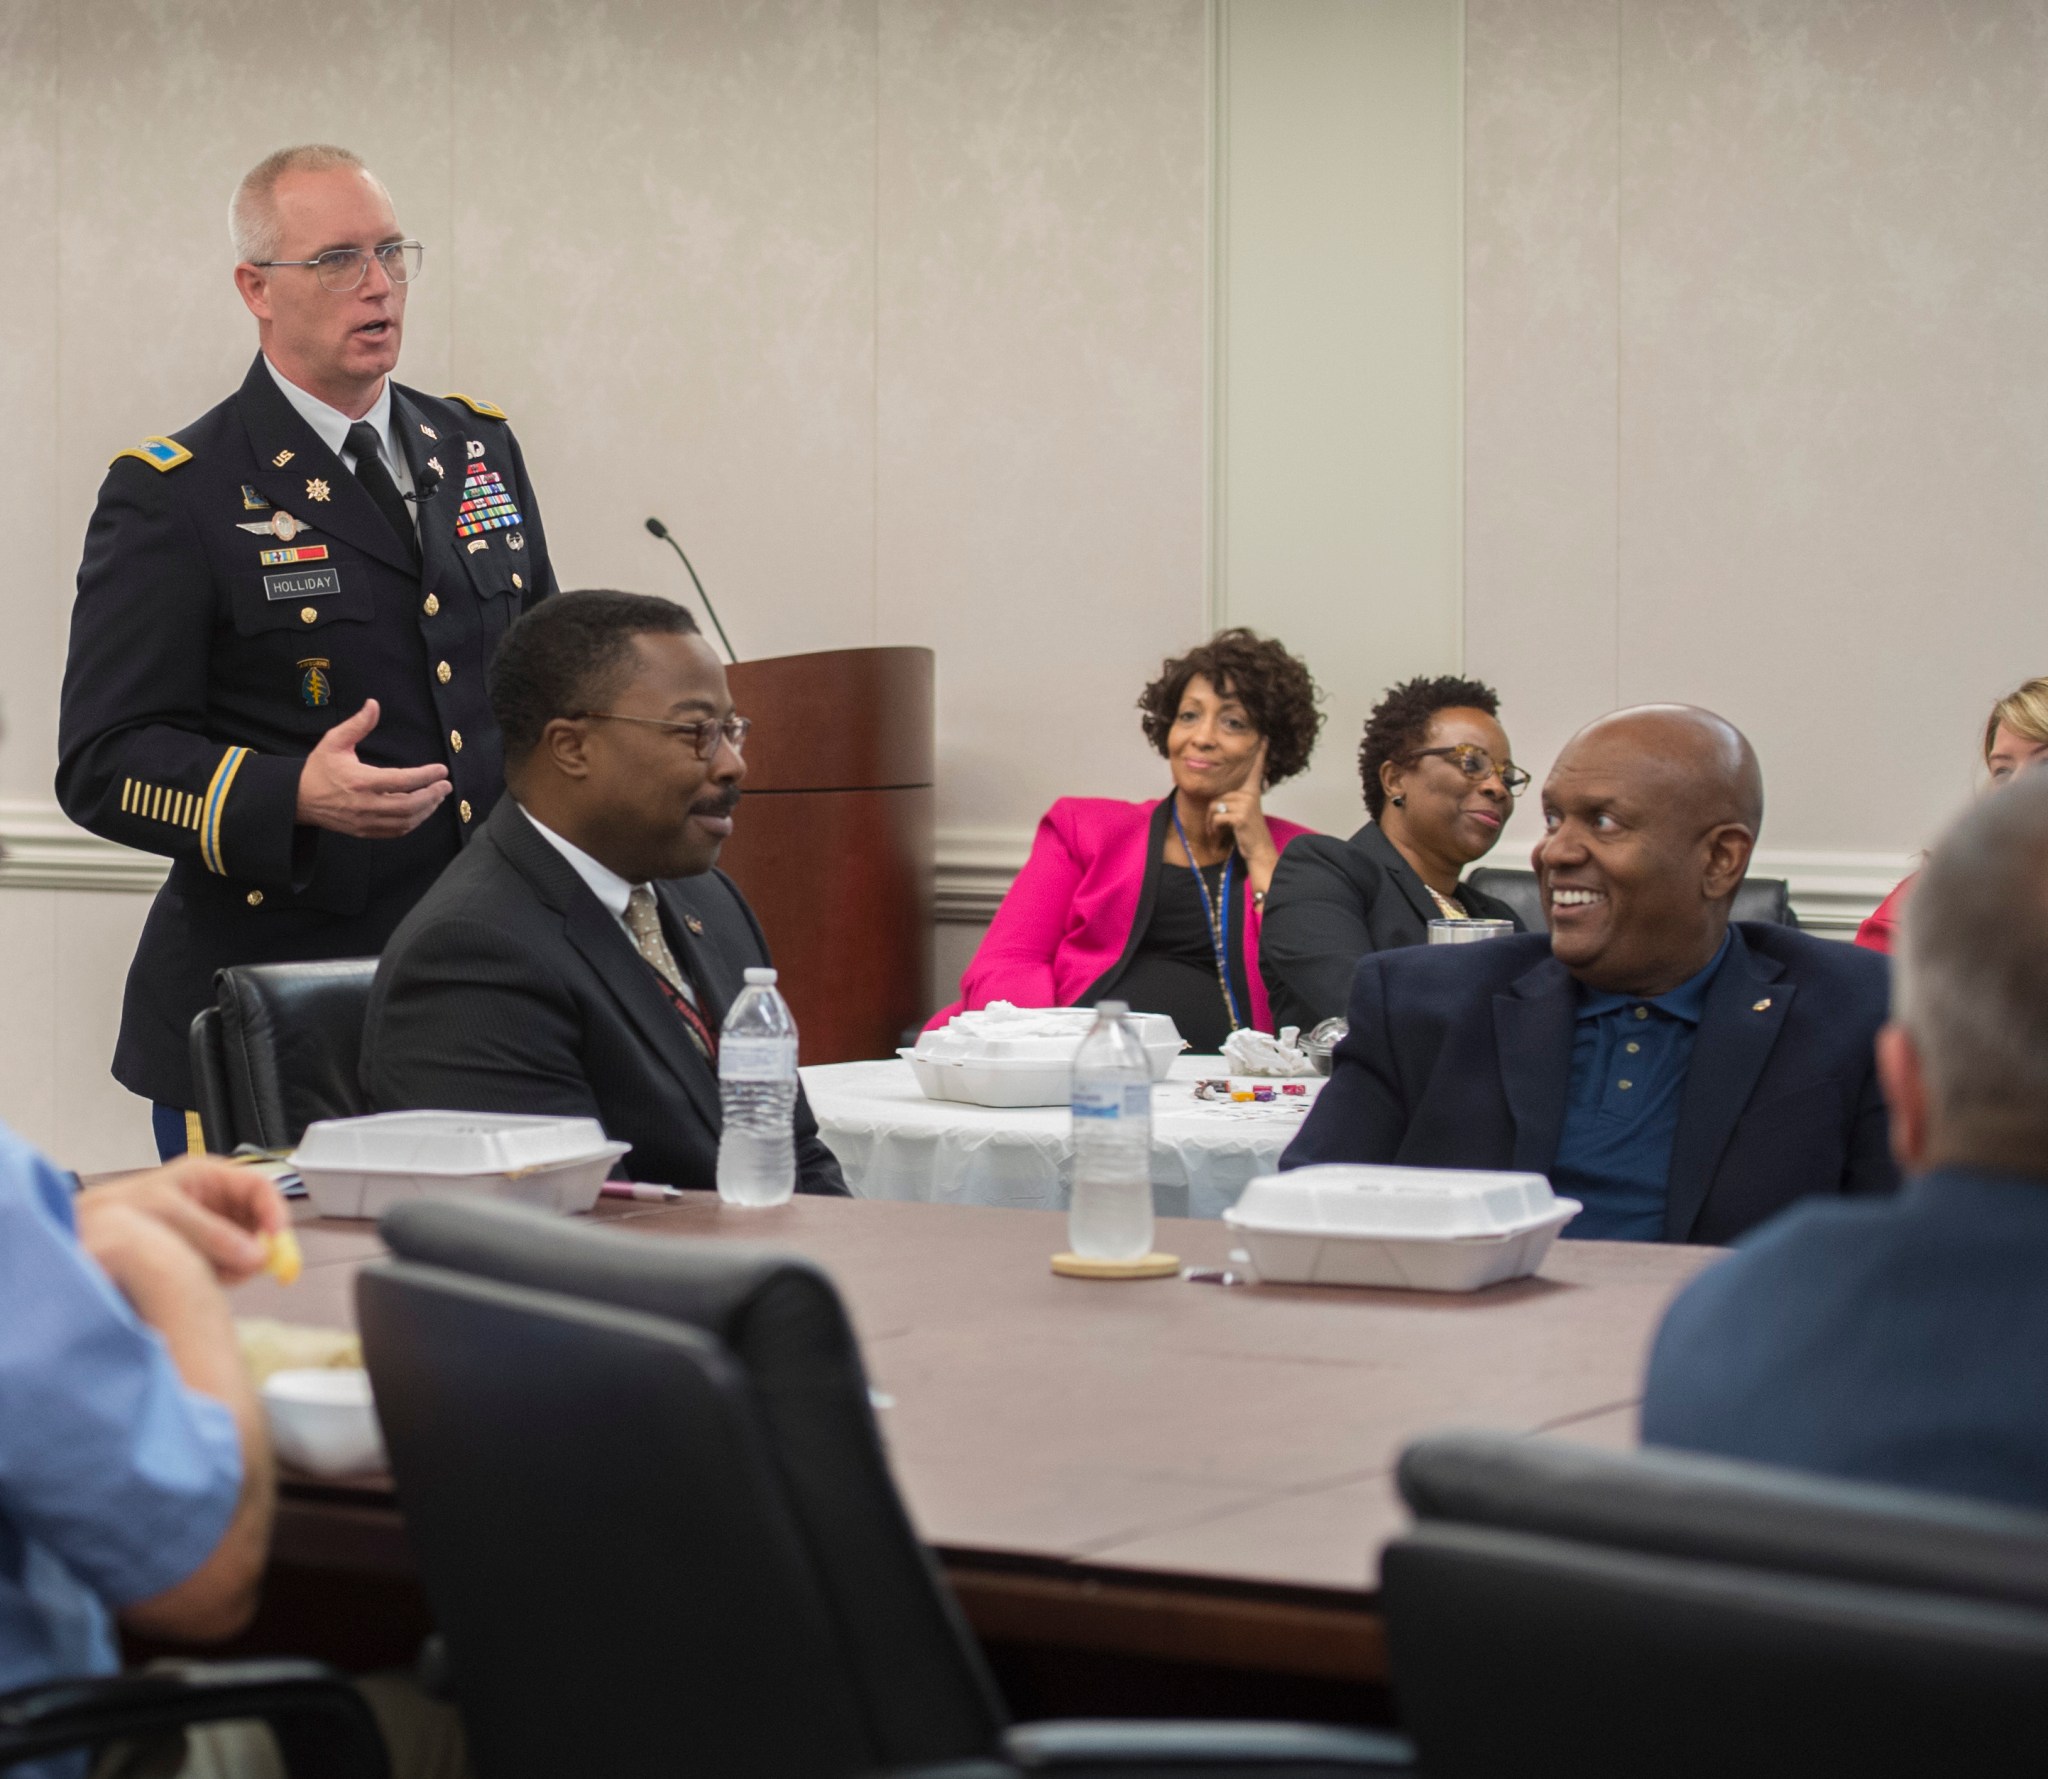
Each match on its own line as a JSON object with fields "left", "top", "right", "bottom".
{"left": 1633, "top": 1006, "right": 1649, "bottom": 1021}
{"left": 299, "top": 607, "right": 318, "bottom": 624}
{"left": 1626, "top": 1041, "right": 1640, "bottom": 1055}
{"left": 423, "top": 593, "right": 440, "bottom": 617}
{"left": 246, "top": 890, "right": 264, "bottom": 907}
{"left": 459, "top": 799, "right": 473, "bottom": 823}
{"left": 450, "top": 729, "right": 463, "bottom": 752}
{"left": 436, "top": 660, "right": 452, "bottom": 684}
{"left": 512, "top": 573, "right": 523, "bottom": 590}
{"left": 1617, "top": 1079, "right": 1633, "bottom": 1091}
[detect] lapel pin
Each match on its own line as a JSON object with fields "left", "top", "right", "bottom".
{"left": 272, "top": 448, "right": 295, "bottom": 467}
{"left": 305, "top": 477, "right": 331, "bottom": 503}
{"left": 683, "top": 914, "right": 705, "bottom": 936}
{"left": 240, "top": 484, "right": 271, "bottom": 511}
{"left": 426, "top": 456, "right": 443, "bottom": 478}
{"left": 419, "top": 422, "right": 438, "bottom": 439}
{"left": 1752, "top": 998, "right": 1772, "bottom": 1012}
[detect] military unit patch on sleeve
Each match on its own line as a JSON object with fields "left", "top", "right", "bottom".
{"left": 442, "top": 392, "right": 508, "bottom": 420}
{"left": 113, "top": 436, "right": 193, "bottom": 472}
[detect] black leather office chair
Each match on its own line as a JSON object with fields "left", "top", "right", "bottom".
{"left": 356, "top": 1198, "right": 1413, "bottom": 1779}
{"left": 1382, "top": 1430, "right": 2048, "bottom": 1778}
{"left": 1462, "top": 868, "right": 1797, "bottom": 934}
{"left": 189, "top": 959, "right": 380, "bottom": 1153}
{"left": 0, "top": 1660, "right": 387, "bottom": 1776}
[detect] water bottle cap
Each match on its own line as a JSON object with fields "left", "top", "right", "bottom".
{"left": 744, "top": 967, "right": 778, "bottom": 986}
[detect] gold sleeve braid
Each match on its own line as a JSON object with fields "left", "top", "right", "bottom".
{"left": 119, "top": 746, "right": 251, "bottom": 874}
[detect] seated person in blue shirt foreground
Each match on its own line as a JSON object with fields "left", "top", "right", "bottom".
{"left": 1282, "top": 704, "right": 1897, "bottom": 1243}
{"left": 1644, "top": 770, "right": 2048, "bottom": 1508}
{"left": 0, "top": 1137, "right": 463, "bottom": 1778}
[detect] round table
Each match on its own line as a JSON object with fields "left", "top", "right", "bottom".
{"left": 799, "top": 1055, "right": 1324, "bottom": 1220}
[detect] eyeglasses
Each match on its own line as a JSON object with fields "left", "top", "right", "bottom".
{"left": 571, "top": 711, "right": 751, "bottom": 761}
{"left": 1408, "top": 743, "right": 1530, "bottom": 797}
{"left": 249, "top": 240, "right": 424, "bottom": 293}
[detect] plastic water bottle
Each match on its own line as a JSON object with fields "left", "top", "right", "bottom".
{"left": 716, "top": 967, "right": 799, "bottom": 1206}
{"left": 1068, "top": 1000, "right": 1155, "bottom": 1260}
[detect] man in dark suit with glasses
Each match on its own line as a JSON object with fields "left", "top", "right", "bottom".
{"left": 57, "top": 143, "right": 556, "bottom": 1160}
{"left": 361, "top": 590, "right": 847, "bottom": 1197}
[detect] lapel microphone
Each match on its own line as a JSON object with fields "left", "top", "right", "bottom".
{"left": 403, "top": 463, "right": 442, "bottom": 502}
{"left": 645, "top": 516, "right": 738, "bottom": 663}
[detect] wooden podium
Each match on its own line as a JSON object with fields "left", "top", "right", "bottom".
{"left": 715, "top": 647, "right": 934, "bottom": 1064}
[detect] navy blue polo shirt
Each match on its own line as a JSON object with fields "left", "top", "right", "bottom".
{"left": 1553, "top": 933, "right": 1732, "bottom": 1241}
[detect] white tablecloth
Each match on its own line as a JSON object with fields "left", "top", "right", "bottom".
{"left": 800, "top": 1055, "right": 1324, "bottom": 1220}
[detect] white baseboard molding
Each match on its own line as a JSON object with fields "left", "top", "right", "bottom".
{"left": 0, "top": 800, "right": 169, "bottom": 892}
{"left": 0, "top": 802, "right": 1911, "bottom": 939}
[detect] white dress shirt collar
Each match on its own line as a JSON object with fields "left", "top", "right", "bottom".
{"left": 261, "top": 355, "right": 405, "bottom": 485}
{"left": 518, "top": 805, "right": 639, "bottom": 922}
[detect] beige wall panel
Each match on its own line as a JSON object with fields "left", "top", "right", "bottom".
{"left": 1462, "top": 0, "right": 1618, "bottom": 866}
{"left": 451, "top": 0, "right": 880, "bottom": 660}
{"left": 52, "top": 890, "right": 157, "bottom": 1171}
{"left": 1214, "top": 0, "right": 1465, "bottom": 840}
{"left": 0, "top": 890, "right": 60, "bottom": 1155}
{"left": 0, "top": 1, "right": 58, "bottom": 803}
{"left": 1615, "top": 0, "right": 2048, "bottom": 855}
{"left": 876, "top": 0, "right": 1209, "bottom": 830}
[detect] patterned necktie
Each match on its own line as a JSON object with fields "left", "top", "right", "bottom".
{"left": 343, "top": 420, "right": 421, "bottom": 569}
{"left": 625, "top": 886, "right": 718, "bottom": 1060}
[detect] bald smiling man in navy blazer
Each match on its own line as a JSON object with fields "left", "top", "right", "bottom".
{"left": 1281, "top": 706, "right": 1897, "bottom": 1246}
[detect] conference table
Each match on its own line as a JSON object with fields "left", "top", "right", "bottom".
{"left": 801, "top": 1055, "right": 1324, "bottom": 1217}
{"left": 227, "top": 1192, "right": 1718, "bottom": 1703}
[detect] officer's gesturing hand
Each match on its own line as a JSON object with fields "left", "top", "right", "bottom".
{"left": 295, "top": 698, "right": 452, "bottom": 837}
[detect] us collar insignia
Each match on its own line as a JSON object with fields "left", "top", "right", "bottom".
{"left": 298, "top": 657, "right": 332, "bottom": 707}
{"left": 305, "top": 477, "right": 332, "bottom": 503}
{"left": 466, "top": 439, "right": 485, "bottom": 459}
{"left": 683, "top": 914, "right": 705, "bottom": 936}
{"left": 240, "top": 485, "right": 272, "bottom": 511}
{"left": 419, "top": 422, "right": 438, "bottom": 440}
{"left": 237, "top": 510, "right": 310, "bottom": 541}
{"left": 1752, "top": 998, "right": 1773, "bottom": 1012}
{"left": 272, "top": 448, "right": 295, "bottom": 468}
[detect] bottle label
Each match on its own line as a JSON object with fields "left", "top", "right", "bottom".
{"left": 1071, "top": 1082, "right": 1152, "bottom": 1120}
{"left": 719, "top": 1036, "right": 797, "bottom": 1082}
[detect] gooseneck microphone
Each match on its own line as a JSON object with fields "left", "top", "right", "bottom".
{"left": 644, "top": 517, "right": 737, "bottom": 663}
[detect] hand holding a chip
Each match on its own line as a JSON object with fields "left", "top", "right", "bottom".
{"left": 76, "top": 1154, "right": 293, "bottom": 1290}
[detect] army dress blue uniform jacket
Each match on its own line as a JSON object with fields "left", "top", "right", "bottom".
{"left": 57, "top": 354, "right": 558, "bottom": 1107}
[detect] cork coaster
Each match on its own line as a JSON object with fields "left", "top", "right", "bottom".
{"left": 1050, "top": 1251, "right": 1182, "bottom": 1280}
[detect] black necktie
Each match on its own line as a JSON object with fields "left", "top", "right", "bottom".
{"left": 344, "top": 420, "right": 421, "bottom": 570}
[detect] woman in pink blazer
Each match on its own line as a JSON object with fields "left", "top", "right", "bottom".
{"left": 934, "top": 630, "right": 1321, "bottom": 1049}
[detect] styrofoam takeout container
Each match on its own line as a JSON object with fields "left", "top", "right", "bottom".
{"left": 902, "top": 1005, "right": 1185, "bottom": 1107}
{"left": 1222, "top": 1164, "right": 1581, "bottom": 1292}
{"left": 291, "top": 1111, "right": 630, "bottom": 1220}
{"left": 263, "top": 1367, "right": 387, "bottom": 1477}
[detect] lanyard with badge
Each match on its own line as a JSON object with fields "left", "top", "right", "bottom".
{"left": 1171, "top": 803, "right": 1243, "bottom": 1032}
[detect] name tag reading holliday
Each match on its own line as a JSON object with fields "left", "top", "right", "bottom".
{"left": 263, "top": 566, "right": 341, "bottom": 603}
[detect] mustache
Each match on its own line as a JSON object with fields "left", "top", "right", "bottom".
{"left": 691, "top": 785, "right": 742, "bottom": 818}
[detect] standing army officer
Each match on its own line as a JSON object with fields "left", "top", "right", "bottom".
{"left": 58, "top": 144, "right": 558, "bottom": 1157}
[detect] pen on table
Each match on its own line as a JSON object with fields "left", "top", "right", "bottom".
{"left": 599, "top": 1181, "right": 685, "bottom": 1203}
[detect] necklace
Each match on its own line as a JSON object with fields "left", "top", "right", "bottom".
{"left": 1171, "top": 803, "right": 1242, "bottom": 1031}
{"left": 1426, "top": 884, "right": 1468, "bottom": 921}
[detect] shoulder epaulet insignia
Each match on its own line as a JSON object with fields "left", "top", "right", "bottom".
{"left": 442, "top": 393, "right": 507, "bottom": 420}
{"left": 112, "top": 435, "right": 193, "bottom": 473}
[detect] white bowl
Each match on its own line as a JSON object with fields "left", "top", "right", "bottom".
{"left": 291, "top": 1111, "right": 631, "bottom": 1220}
{"left": 262, "top": 1367, "right": 387, "bottom": 1476}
